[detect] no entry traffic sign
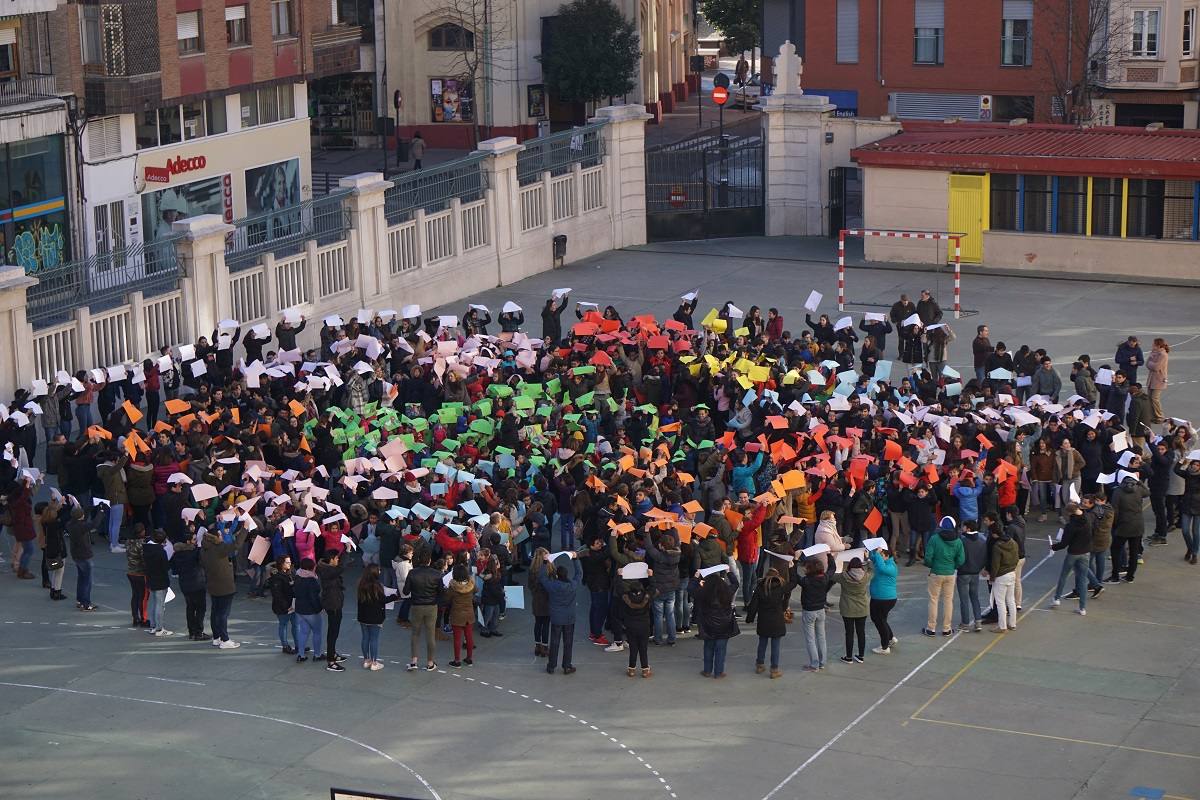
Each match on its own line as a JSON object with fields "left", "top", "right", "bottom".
{"left": 712, "top": 86, "right": 728, "bottom": 106}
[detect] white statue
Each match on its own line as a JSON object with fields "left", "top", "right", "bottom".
{"left": 775, "top": 40, "right": 803, "bottom": 95}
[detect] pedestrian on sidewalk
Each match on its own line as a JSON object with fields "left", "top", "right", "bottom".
{"left": 410, "top": 131, "right": 425, "bottom": 170}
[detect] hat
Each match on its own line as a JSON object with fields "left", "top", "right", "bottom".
{"left": 938, "top": 515, "right": 957, "bottom": 531}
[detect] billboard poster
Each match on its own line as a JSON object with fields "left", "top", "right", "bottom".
{"left": 245, "top": 158, "right": 301, "bottom": 217}
{"left": 141, "top": 174, "right": 233, "bottom": 242}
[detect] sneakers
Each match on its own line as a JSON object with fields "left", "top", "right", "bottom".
{"left": 406, "top": 662, "right": 418, "bottom": 672}
{"left": 282, "top": 645, "right": 297, "bottom": 655}
{"left": 463, "top": 658, "right": 473, "bottom": 666}
{"left": 839, "top": 655, "right": 854, "bottom": 664}
{"left": 990, "top": 626, "right": 1007, "bottom": 634}
{"left": 1077, "top": 608, "right": 1087, "bottom": 616}
{"left": 802, "top": 665, "right": 818, "bottom": 673}
{"left": 449, "top": 660, "right": 463, "bottom": 668}
{"left": 1051, "top": 598, "right": 1062, "bottom": 607}
{"left": 333, "top": 653, "right": 348, "bottom": 664}
{"left": 296, "top": 656, "right": 308, "bottom": 663}
{"left": 326, "top": 662, "right": 345, "bottom": 672}
{"left": 973, "top": 621, "right": 982, "bottom": 632}
{"left": 1090, "top": 585, "right": 1105, "bottom": 599}
{"left": 110, "top": 545, "right": 127, "bottom": 553}
{"left": 957, "top": 624, "right": 972, "bottom": 632}
{"left": 563, "top": 666, "right": 576, "bottom": 675}
{"left": 1064, "top": 591, "right": 1079, "bottom": 600}
{"left": 153, "top": 629, "right": 173, "bottom": 637}
{"left": 872, "top": 646, "right": 891, "bottom": 655}
{"left": 211, "top": 638, "right": 222, "bottom": 647}
{"left": 604, "top": 642, "right": 626, "bottom": 652}
{"left": 1123, "top": 574, "right": 1136, "bottom": 583}
{"left": 218, "top": 640, "right": 240, "bottom": 649}
{"left": 942, "top": 630, "right": 953, "bottom": 636}
{"left": 889, "top": 636, "right": 899, "bottom": 646}
{"left": 78, "top": 603, "right": 98, "bottom": 611}
{"left": 922, "top": 628, "right": 937, "bottom": 637}
{"left": 369, "top": 661, "right": 384, "bottom": 671}
{"left": 1104, "top": 576, "right": 1121, "bottom": 584}
{"left": 591, "top": 635, "right": 611, "bottom": 647}
{"left": 425, "top": 662, "right": 437, "bottom": 672}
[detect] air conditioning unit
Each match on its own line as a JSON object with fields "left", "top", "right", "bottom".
{"left": 979, "top": 95, "right": 993, "bottom": 121}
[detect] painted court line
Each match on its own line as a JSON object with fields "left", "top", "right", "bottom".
{"left": 760, "top": 549, "right": 1056, "bottom": 800}
{"left": 910, "top": 717, "right": 1200, "bottom": 762}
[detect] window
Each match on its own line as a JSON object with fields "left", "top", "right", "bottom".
{"left": 271, "top": 0, "right": 293, "bottom": 39}
{"left": 0, "top": 26, "right": 19, "bottom": 80}
{"left": 1091, "top": 178, "right": 1122, "bottom": 236}
{"left": 1127, "top": 178, "right": 1164, "bottom": 237}
{"left": 1022, "top": 175, "right": 1052, "bottom": 232}
{"left": 240, "top": 92, "right": 259, "bottom": 127}
{"left": 93, "top": 200, "right": 127, "bottom": 269}
{"left": 239, "top": 86, "right": 295, "bottom": 128}
{"left": 430, "top": 78, "right": 473, "bottom": 122}
{"left": 913, "top": 0, "right": 944, "bottom": 64}
{"left": 992, "top": 94, "right": 1035, "bottom": 121}
{"left": 989, "top": 174, "right": 1019, "bottom": 230}
{"left": 1131, "top": 8, "right": 1159, "bottom": 58}
{"left": 1184, "top": 8, "right": 1195, "bottom": 57}
{"left": 1056, "top": 176, "right": 1086, "bottom": 234}
{"left": 177, "top": 11, "right": 202, "bottom": 55}
{"left": 836, "top": 0, "right": 859, "bottom": 63}
{"left": 158, "top": 107, "right": 183, "bottom": 146}
{"left": 136, "top": 109, "right": 159, "bottom": 150}
{"left": 182, "top": 102, "right": 205, "bottom": 140}
{"left": 205, "top": 98, "right": 228, "bottom": 135}
{"left": 1163, "top": 180, "right": 1194, "bottom": 239}
{"left": 86, "top": 116, "right": 123, "bottom": 159}
{"left": 226, "top": 5, "right": 249, "bottom": 46}
{"left": 428, "top": 23, "right": 474, "bottom": 51}
{"left": 1001, "top": 0, "right": 1033, "bottom": 66}
{"left": 80, "top": 5, "right": 102, "bottom": 66}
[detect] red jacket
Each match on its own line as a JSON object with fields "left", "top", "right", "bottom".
{"left": 736, "top": 503, "right": 769, "bottom": 564}
{"left": 435, "top": 526, "right": 478, "bottom": 555}
{"left": 766, "top": 316, "right": 784, "bottom": 341}
{"left": 997, "top": 474, "right": 1018, "bottom": 508}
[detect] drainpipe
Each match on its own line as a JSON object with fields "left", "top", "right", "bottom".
{"left": 875, "top": 0, "right": 883, "bottom": 85}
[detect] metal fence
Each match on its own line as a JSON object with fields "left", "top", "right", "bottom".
{"left": 226, "top": 190, "right": 352, "bottom": 272}
{"left": 517, "top": 123, "right": 606, "bottom": 186}
{"left": 384, "top": 153, "right": 489, "bottom": 226}
{"left": 26, "top": 236, "right": 182, "bottom": 328}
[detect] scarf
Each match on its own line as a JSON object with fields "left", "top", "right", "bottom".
{"left": 847, "top": 567, "right": 865, "bottom": 581}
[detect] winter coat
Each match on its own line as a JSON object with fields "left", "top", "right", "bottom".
{"left": 833, "top": 566, "right": 872, "bottom": 618}
{"left": 529, "top": 566, "right": 552, "bottom": 617}
{"left": 403, "top": 566, "right": 443, "bottom": 606}
{"left": 200, "top": 533, "right": 237, "bottom": 596}
{"left": 317, "top": 561, "right": 345, "bottom": 612}
{"left": 924, "top": 528, "right": 965, "bottom": 576}
{"left": 143, "top": 541, "right": 171, "bottom": 591}
{"left": 868, "top": 551, "right": 897, "bottom": 600}
{"left": 644, "top": 534, "right": 681, "bottom": 595}
{"left": 293, "top": 570, "right": 323, "bottom": 615}
{"left": 953, "top": 483, "right": 984, "bottom": 522}
{"left": 1029, "top": 367, "right": 1062, "bottom": 400}
{"left": 1111, "top": 478, "right": 1149, "bottom": 538}
{"left": 1087, "top": 504, "right": 1113, "bottom": 552}
{"left": 621, "top": 587, "right": 653, "bottom": 637}
{"left": 538, "top": 559, "right": 582, "bottom": 626}
{"left": 446, "top": 579, "right": 477, "bottom": 627}
{"left": 356, "top": 591, "right": 387, "bottom": 626}
{"left": 1146, "top": 348, "right": 1168, "bottom": 391}
{"left": 694, "top": 577, "right": 740, "bottom": 640}
{"left": 97, "top": 459, "right": 129, "bottom": 505}
{"left": 170, "top": 542, "right": 206, "bottom": 594}
{"left": 796, "top": 571, "right": 832, "bottom": 611}
{"left": 990, "top": 537, "right": 1019, "bottom": 577}
{"left": 745, "top": 574, "right": 797, "bottom": 638}
{"left": 267, "top": 569, "right": 295, "bottom": 615}
{"left": 68, "top": 518, "right": 93, "bottom": 561}
{"left": 958, "top": 531, "right": 987, "bottom": 574}
{"left": 1174, "top": 464, "right": 1200, "bottom": 515}
{"left": 1053, "top": 513, "right": 1093, "bottom": 556}
{"left": 126, "top": 463, "right": 156, "bottom": 507}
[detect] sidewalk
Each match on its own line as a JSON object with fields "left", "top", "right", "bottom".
{"left": 310, "top": 146, "right": 472, "bottom": 194}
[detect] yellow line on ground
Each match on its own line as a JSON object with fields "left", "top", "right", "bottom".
{"left": 908, "top": 582, "right": 1058, "bottom": 721}
{"left": 909, "top": 716, "right": 1200, "bottom": 762}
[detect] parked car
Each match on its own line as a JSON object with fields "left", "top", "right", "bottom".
{"left": 732, "top": 74, "right": 763, "bottom": 108}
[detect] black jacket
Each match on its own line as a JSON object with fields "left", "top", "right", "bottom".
{"left": 797, "top": 572, "right": 832, "bottom": 611}
{"left": 403, "top": 566, "right": 444, "bottom": 606}
{"left": 746, "top": 574, "right": 798, "bottom": 638}
{"left": 143, "top": 541, "right": 171, "bottom": 591}
{"left": 317, "top": 561, "right": 345, "bottom": 612}
{"left": 267, "top": 569, "right": 295, "bottom": 616}
{"left": 170, "top": 544, "right": 206, "bottom": 595}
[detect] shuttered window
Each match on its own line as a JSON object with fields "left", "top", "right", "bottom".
{"left": 226, "top": 4, "right": 248, "bottom": 45}
{"left": 914, "top": 0, "right": 944, "bottom": 27}
{"left": 177, "top": 11, "right": 202, "bottom": 54}
{"left": 1001, "top": 0, "right": 1033, "bottom": 65}
{"left": 86, "top": 116, "right": 123, "bottom": 160}
{"left": 1002, "top": 0, "right": 1033, "bottom": 19}
{"left": 0, "top": 28, "right": 16, "bottom": 47}
{"left": 836, "top": 0, "right": 859, "bottom": 63}
{"left": 914, "top": 0, "right": 944, "bottom": 64}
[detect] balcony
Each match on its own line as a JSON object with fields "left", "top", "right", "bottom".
{"left": 1100, "top": 58, "right": 1200, "bottom": 91}
{"left": 0, "top": 73, "right": 60, "bottom": 109}
{"left": 80, "top": 1, "right": 162, "bottom": 114}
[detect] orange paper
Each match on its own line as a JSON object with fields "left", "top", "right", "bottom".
{"left": 86, "top": 425, "right": 112, "bottom": 440}
{"left": 883, "top": 439, "right": 903, "bottom": 461}
{"left": 176, "top": 414, "right": 196, "bottom": 430}
{"left": 659, "top": 421, "right": 682, "bottom": 434}
{"left": 122, "top": 400, "right": 143, "bottom": 425}
{"left": 675, "top": 523, "right": 694, "bottom": 544}
{"left": 288, "top": 399, "right": 307, "bottom": 418}
{"left": 153, "top": 420, "right": 174, "bottom": 434}
{"left": 675, "top": 471, "right": 695, "bottom": 485}
{"left": 780, "top": 470, "right": 807, "bottom": 491}
{"left": 231, "top": 408, "right": 240, "bottom": 425}
{"left": 682, "top": 500, "right": 703, "bottom": 514}
{"left": 165, "top": 398, "right": 191, "bottom": 415}
{"left": 864, "top": 507, "right": 884, "bottom": 534}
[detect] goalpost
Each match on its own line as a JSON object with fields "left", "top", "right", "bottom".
{"left": 837, "top": 229, "right": 964, "bottom": 320}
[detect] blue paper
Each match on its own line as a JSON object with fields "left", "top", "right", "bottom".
{"left": 742, "top": 389, "right": 758, "bottom": 407}
{"left": 942, "top": 365, "right": 960, "bottom": 379}
{"left": 945, "top": 382, "right": 963, "bottom": 397}
{"left": 497, "top": 453, "right": 517, "bottom": 470}
{"left": 874, "top": 360, "right": 893, "bottom": 380}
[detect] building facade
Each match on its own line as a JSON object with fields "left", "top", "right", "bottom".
{"left": 796, "top": 0, "right": 1085, "bottom": 124}
{"left": 51, "top": 0, "right": 357, "bottom": 268}
{"left": 381, "top": 0, "right": 691, "bottom": 148}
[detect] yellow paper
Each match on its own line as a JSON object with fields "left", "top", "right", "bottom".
{"left": 782, "top": 369, "right": 801, "bottom": 385}
{"left": 688, "top": 363, "right": 702, "bottom": 377}
{"left": 678, "top": 355, "right": 697, "bottom": 363}
{"left": 700, "top": 308, "right": 718, "bottom": 327}
{"left": 736, "top": 375, "right": 753, "bottom": 389}
{"left": 704, "top": 354, "right": 721, "bottom": 370}
{"left": 734, "top": 326, "right": 750, "bottom": 337}
{"left": 748, "top": 365, "right": 771, "bottom": 382}
{"left": 710, "top": 319, "right": 727, "bottom": 333}
{"left": 734, "top": 358, "right": 755, "bottom": 374}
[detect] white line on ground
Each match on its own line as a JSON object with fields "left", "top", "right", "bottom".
{"left": 146, "top": 676, "right": 205, "bottom": 686}
{"left": 759, "top": 548, "right": 1056, "bottom": 800}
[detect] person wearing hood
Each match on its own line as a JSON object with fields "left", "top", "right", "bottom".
{"left": 833, "top": 556, "right": 873, "bottom": 663}
{"left": 202, "top": 525, "right": 240, "bottom": 649}
{"left": 955, "top": 520, "right": 987, "bottom": 632}
{"left": 988, "top": 520, "right": 1021, "bottom": 632}
{"left": 539, "top": 551, "right": 582, "bottom": 675}
{"left": 266, "top": 555, "right": 298, "bottom": 654}
{"left": 1051, "top": 502, "right": 1094, "bottom": 615}
{"left": 923, "top": 516, "right": 965, "bottom": 637}
{"left": 953, "top": 474, "right": 984, "bottom": 523}
{"left": 621, "top": 579, "right": 653, "bottom": 678}
{"left": 293, "top": 557, "right": 323, "bottom": 662}
{"left": 1109, "top": 475, "right": 1149, "bottom": 582}
{"left": 644, "top": 531, "right": 681, "bottom": 646}
{"left": 746, "top": 565, "right": 798, "bottom": 678}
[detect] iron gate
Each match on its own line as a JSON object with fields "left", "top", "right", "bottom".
{"left": 645, "top": 137, "right": 764, "bottom": 242}
{"left": 828, "top": 166, "right": 863, "bottom": 237}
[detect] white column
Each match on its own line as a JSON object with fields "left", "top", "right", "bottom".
{"left": 476, "top": 136, "right": 523, "bottom": 285}
{"left": 593, "top": 104, "right": 651, "bottom": 249}
{"left": 0, "top": 265, "right": 37, "bottom": 398}
{"left": 128, "top": 290, "right": 148, "bottom": 359}
{"left": 338, "top": 172, "right": 394, "bottom": 307}
{"left": 172, "top": 214, "right": 235, "bottom": 346}
{"left": 760, "top": 92, "right": 835, "bottom": 236}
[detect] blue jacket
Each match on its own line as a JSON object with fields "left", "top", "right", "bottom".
{"left": 539, "top": 559, "right": 582, "bottom": 625}
{"left": 730, "top": 451, "right": 763, "bottom": 495}
{"left": 868, "top": 550, "right": 898, "bottom": 600}
{"left": 953, "top": 482, "right": 984, "bottom": 521}
{"left": 293, "top": 571, "right": 323, "bottom": 616}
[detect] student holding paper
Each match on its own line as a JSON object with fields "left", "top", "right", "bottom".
{"left": 528, "top": 548, "right": 554, "bottom": 657}
{"left": 539, "top": 551, "right": 581, "bottom": 675}
{"left": 620, "top": 580, "right": 653, "bottom": 678}
{"left": 293, "top": 558, "right": 324, "bottom": 662}
{"left": 356, "top": 564, "right": 387, "bottom": 670}
{"left": 832, "top": 556, "right": 872, "bottom": 663}
{"left": 142, "top": 529, "right": 172, "bottom": 636}
{"left": 745, "top": 567, "right": 797, "bottom": 678}
{"left": 266, "top": 556, "right": 298, "bottom": 655}
{"left": 693, "top": 567, "right": 739, "bottom": 678}
{"left": 868, "top": 547, "right": 899, "bottom": 654}
{"left": 445, "top": 564, "right": 477, "bottom": 667}
{"left": 796, "top": 558, "right": 831, "bottom": 672}
{"left": 202, "top": 525, "right": 240, "bottom": 649}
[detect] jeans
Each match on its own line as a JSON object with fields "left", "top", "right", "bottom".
{"left": 148, "top": 588, "right": 167, "bottom": 630}
{"left": 297, "top": 612, "right": 324, "bottom": 656}
{"left": 360, "top": 623, "right": 381, "bottom": 661}
{"left": 548, "top": 622, "right": 575, "bottom": 670}
{"left": 559, "top": 513, "right": 575, "bottom": 551}
{"left": 1111, "top": 537, "right": 1142, "bottom": 578}
{"left": 184, "top": 590, "right": 206, "bottom": 636}
{"left": 410, "top": 604, "right": 437, "bottom": 663}
{"left": 756, "top": 635, "right": 781, "bottom": 670}
{"left": 1089, "top": 551, "right": 1107, "bottom": 588}
{"left": 870, "top": 598, "right": 896, "bottom": 645}
{"left": 674, "top": 586, "right": 690, "bottom": 629}
{"left": 974, "top": 365, "right": 986, "bottom": 384}
{"left": 926, "top": 573, "right": 956, "bottom": 632}
{"left": 703, "top": 638, "right": 729, "bottom": 675}
{"left": 209, "top": 593, "right": 234, "bottom": 641}
{"left": 1031, "top": 481, "right": 1055, "bottom": 513}
{"left": 1056, "top": 553, "right": 1090, "bottom": 609}
{"left": 453, "top": 623, "right": 475, "bottom": 661}
{"left": 74, "top": 403, "right": 92, "bottom": 433}
{"left": 588, "top": 590, "right": 608, "bottom": 638}
{"left": 955, "top": 573, "right": 982, "bottom": 624}
{"left": 18, "top": 540, "right": 35, "bottom": 573}
{"left": 107, "top": 503, "right": 124, "bottom": 548}
{"left": 1151, "top": 493, "right": 1168, "bottom": 535}
{"left": 482, "top": 604, "right": 500, "bottom": 634}
{"left": 276, "top": 612, "right": 297, "bottom": 647}
{"left": 1182, "top": 513, "right": 1200, "bottom": 555}
{"left": 651, "top": 594, "right": 676, "bottom": 643}
{"left": 74, "top": 558, "right": 93, "bottom": 605}
{"left": 739, "top": 560, "right": 756, "bottom": 606}
{"left": 801, "top": 608, "right": 827, "bottom": 669}
{"left": 992, "top": 572, "right": 1017, "bottom": 628}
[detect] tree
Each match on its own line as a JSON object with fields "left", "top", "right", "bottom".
{"left": 539, "top": 0, "right": 640, "bottom": 105}
{"left": 699, "top": 0, "right": 759, "bottom": 57}
{"left": 1039, "top": 0, "right": 1130, "bottom": 124}
{"left": 426, "top": 0, "right": 513, "bottom": 147}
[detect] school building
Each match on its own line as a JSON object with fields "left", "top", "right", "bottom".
{"left": 850, "top": 121, "right": 1200, "bottom": 281}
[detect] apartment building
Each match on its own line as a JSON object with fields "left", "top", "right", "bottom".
{"left": 794, "top": 0, "right": 1086, "bottom": 123}
{"left": 51, "top": 0, "right": 358, "bottom": 265}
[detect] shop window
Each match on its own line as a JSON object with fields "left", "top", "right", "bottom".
{"left": 1127, "top": 178, "right": 1164, "bottom": 238}
{"left": 226, "top": 5, "right": 249, "bottom": 46}
{"left": 182, "top": 102, "right": 205, "bottom": 141}
{"left": 1056, "top": 176, "right": 1086, "bottom": 234}
{"left": 206, "top": 98, "right": 228, "bottom": 135}
{"left": 430, "top": 78, "right": 473, "bottom": 122}
{"left": 3, "top": 136, "right": 70, "bottom": 272}
{"left": 177, "top": 11, "right": 202, "bottom": 56}
{"left": 1091, "top": 177, "right": 1122, "bottom": 236}
{"left": 989, "top": 174, "right": 1019, "bottom": 230}
{"left": 1022, "top": 175, "right": 1052, "bottom": 232}
{"left": 1163, "top": 180, "right": 1194, "bottom": 239}
{"left": 271, "top": 0, "right": 293, "bottom": 39}
{"left": 158, "top": 107, "right": 183, "bottom": 146}
{"left": 428, "top": 23, "right": 474, "bottom": 51}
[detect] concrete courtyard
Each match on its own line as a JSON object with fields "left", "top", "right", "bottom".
{"left": 2, "top": 238, "right": 1198, "bottom": 800}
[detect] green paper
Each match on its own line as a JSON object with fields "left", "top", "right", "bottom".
{"left": 421, "top": 458, "right": 438, "bottom": 468}
{"left": 572, "top": 366, "right": 596, "bottom": 375}
{"left": 563, "top": 413, "right": 582, "bottom": 423}
{"left": 362, "top": 401, "right": 379, "bottom": 417}
{"left": 545, "top": 378, "right": 561, "bottom": 397}
{"left": 537, "top": 405, "right": 552, "bottom": 417}
{"left": 494, "top": 445, "right": 515, "bottom": 455}
{"left": 576, "top": 391, "right": 595, "bottom": 407}
{"left": 520, "top": 383, "right": 544, "bottom": 398}
{"left": 513, "top": 395, "right": 535, "bottom": 410}
{"left": 607, "top": 397, "right": 619, "bottom": 413}
{"left": 331, "top": 429, "right": 347, "bottom": 444}
{"left": 470, "top": 418, "right": 495, "bottom": 436}
{"left": 440, "top": 438, "right": 460, "bottom": 450}
{"left": 487, "top": 384, "right": 514, "bottom": 398}
{"left": 408, "top": 417, "right": 429, "bottom": 432}
{"left": 529, "top": 455, "right": 546, "bottom": 466}
{"left": 474, "top": 399, "right": 492, "bottom": 416}
{"left": 438, "top": 407, "right": 459, "bottom": 424}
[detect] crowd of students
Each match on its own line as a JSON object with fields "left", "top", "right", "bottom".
{"left": 1, "top": 288, "right": 1196, "bottom": 680}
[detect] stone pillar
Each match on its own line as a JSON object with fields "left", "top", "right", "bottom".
{"left": 172, "top": 214, "right": 235, "bottom": 342}
{"left": 338, "top": 172, "right": 394, "bottom": 306}
{"left": 593, "top": 104, "right": 651, "bottom": 250}
{"left": 759, "top": 41, "right": 836, "bottom": 236}
{"left": 476, "top": 136, "right": 522, "bottom": 285}
{"left": 0, "top": 265, "right": 37, "bottom": 399}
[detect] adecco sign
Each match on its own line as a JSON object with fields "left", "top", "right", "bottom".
{"left": 144, "top": 155, "right": 208, "bottom": 184}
